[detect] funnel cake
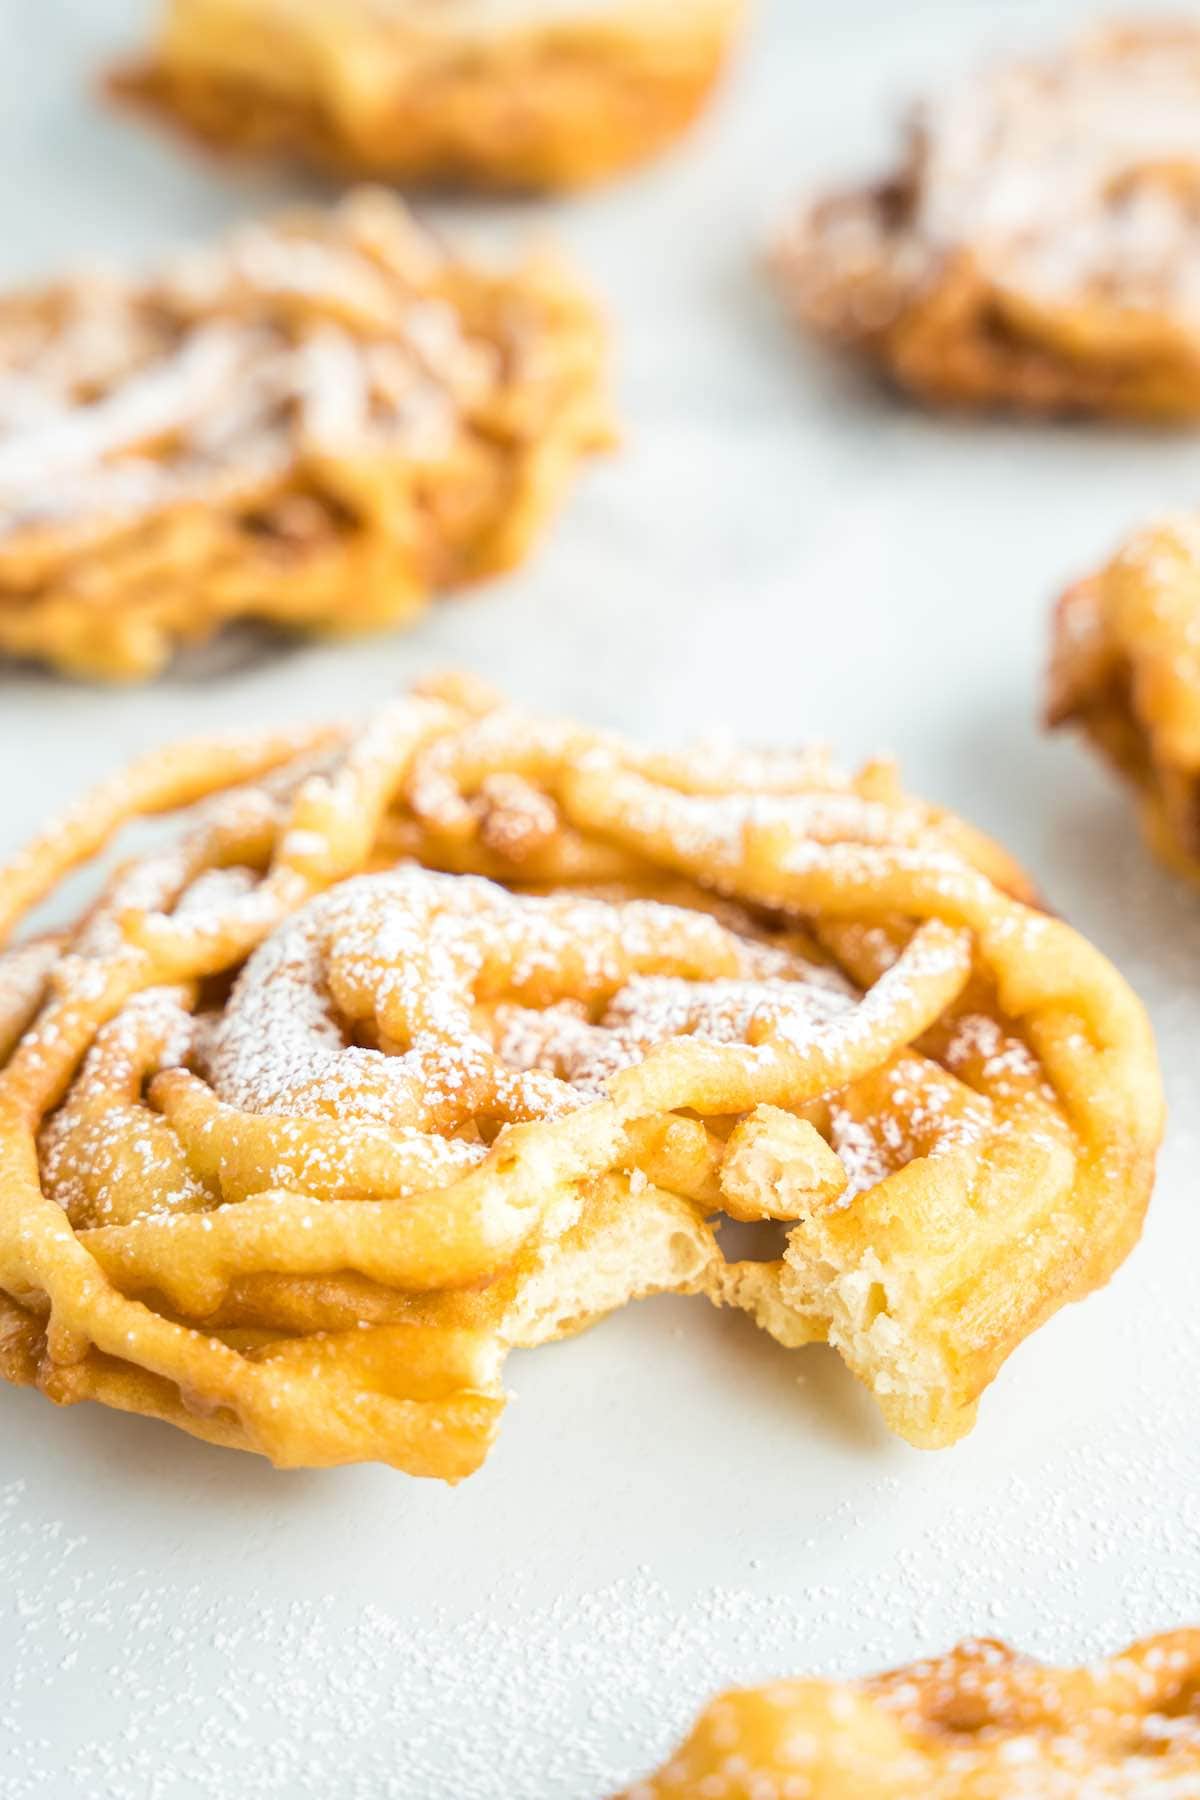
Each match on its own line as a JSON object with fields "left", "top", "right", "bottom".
{"left": 1049, "top": 514, "right": 1200, "bottom": 882}
{"left": 774, "top": 24, "right": 1200, "bottom": 419}
{"left": 0, "top": 677, "right": 1160, "bottom": 1477}
{"left": 0, "top": 191, "right": 609, "bottom": 680}
{"left": 616, "top": 1632, "right": 1200, "bottom": 1798}
{"left": 109, "top": 0, "right": 744, "bottom": 192}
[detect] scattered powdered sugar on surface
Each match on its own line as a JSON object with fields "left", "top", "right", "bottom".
{"left": 2, "top": 1329, "right": 1199, "bottom": 1800}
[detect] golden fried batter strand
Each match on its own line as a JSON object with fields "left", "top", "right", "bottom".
{"left": 0, "top": 678, "right": 1161, "bottom": 1477}
{"left": 774, "top": 24, "right": 1200, "bottom": 419}
{"left": 0, "top": 190, "right": 610, "bottom": 679}
{"left": 109, "top": 0, "right": 745, "bottom": 192}
{"left": 616, "top": 1632, "right": 1200, "bottom": 1799}
{"left": 1050, "top": 512, "right": 1200, "bottom": 882}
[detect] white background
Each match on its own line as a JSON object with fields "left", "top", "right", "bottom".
{"left": 2, "top": 3, "right": 1199, "bottom": 1796}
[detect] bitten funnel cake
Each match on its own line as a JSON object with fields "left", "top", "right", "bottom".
{"left": 0, "top": 677, "right": 1160, "bottom": 1478}
{"left": 1050, "top": 513, "right": 1200, "bottom": 884}
{"left": 109, "top": 0, "right": 745, "bottom": 192}
{"left": 0, "top": 191, "right": 609, "bottom": 679}
{"left": 773, "top": 23, "right": 1200, "bottom": 419}
{"left": 615, "top": 1632, "right": 1200, "bottom": 1799}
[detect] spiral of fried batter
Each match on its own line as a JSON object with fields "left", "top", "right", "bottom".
{"left": 616, "top": 1632, "right": 1200, "bottom": 1799}
{"left": 0, "top": 675, "right": 1160, "bottom": 1477}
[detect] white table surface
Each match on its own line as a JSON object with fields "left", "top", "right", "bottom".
{"left": 2, "top": 3, "right": 1199, "bottom": 1796}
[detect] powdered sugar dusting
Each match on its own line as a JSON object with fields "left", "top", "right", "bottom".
{"left": 497, "top": 970, "right": 854, "bottom": 1094}
{"left": 0, "top": 197, "right": 496, "bottom": 544}
{"left": 2, "top": 1306, "right": 1198, "bottom": 1800}
{"left": 202, "top": 866, "right": 863, "bottom": 1127}
{"left": 782, "top": 22, "right": 1200, "bottom": 348}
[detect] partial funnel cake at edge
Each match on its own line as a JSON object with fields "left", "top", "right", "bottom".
{"left": 1050, "top": 512, "right": 1200, "bottom": 882}
{"left": 614, "top": 1632, "right": 1200, "bottom": 1799}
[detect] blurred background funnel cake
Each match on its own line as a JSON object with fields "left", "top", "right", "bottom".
{"left": 0, "top": 191, "right": 610, "bottom": 680}
{"left": 773, "top": 23, "right": 1200, "bottom": 419}
{"left": 1049, "top": 513, "right": 1200, "bottom": 884}
{"left": 615, "top": 1631, "right": 1200, "bottom": 1798}
{"left": 109, "top": 0, "right": 746, "bottom": 192}
{"left": 0, "top": 676, "right": 1161, "bottom": 1476}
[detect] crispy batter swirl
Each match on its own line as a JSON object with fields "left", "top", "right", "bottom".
{"left": 0, "top": 676, "right": 1161, "bottom": 1477}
